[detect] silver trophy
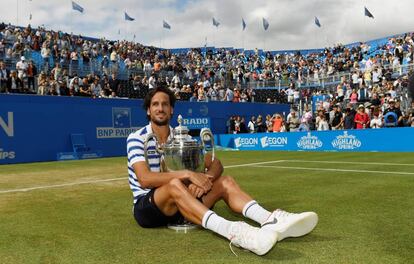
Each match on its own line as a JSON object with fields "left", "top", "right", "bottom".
{"left": 143, "top": 115, "right": 215, "bottom": 232}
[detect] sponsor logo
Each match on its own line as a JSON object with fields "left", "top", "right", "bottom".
{"left": 0, "top": 112, "right": 14, "bottom": 137}
{"left": 234, "top": 137, "right": 258, "bottom": 148}
{"left": 331, "top": 131, "right": 362, "bottom": 150}
{"left": 182, "top": 117, "right": 210, "bottom": 129}
{"left": 0, "top": 148, "right": 15, "bottom": 160}
{"left": 199, "top": 105, "right": 209, "bottom": 116}
{"left": 262, "top": 217, "right": 278, "bottom": 227}
{"left": 96, "top": 108, "right": 140, "bottom": 139}
{"left": 297, "top": 133, "right": 323, "bottom": 150}
{"left": 260, "top": 136, "right": 288, "bottom": 148}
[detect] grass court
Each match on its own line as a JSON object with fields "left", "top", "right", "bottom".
{"left": 1, "top": 151, "right": 413, "bottom": 263}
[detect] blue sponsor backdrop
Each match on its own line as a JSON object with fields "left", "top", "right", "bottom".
{"left": 218, "top": 128, "right": 414, "bottom": 152}
{"left": 0, "top": 95, "right": 289, "bottom": 164}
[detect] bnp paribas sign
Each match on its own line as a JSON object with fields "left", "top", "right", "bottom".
{"left": 96, "top": 108, "right": 140, "bottom": 139}
{"left": 0, "top": 112, "right": 14, "bottom": 137}
{"left": 0, "top": 112, "right": 16, "bottom": 160}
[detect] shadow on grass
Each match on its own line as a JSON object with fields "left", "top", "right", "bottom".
{"left": 264, "top": 246, "right": 303, "bottom": 261}
{"left": 281, "top": 233, "right": 341, "bottom": 243}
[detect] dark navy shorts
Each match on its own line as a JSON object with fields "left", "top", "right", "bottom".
{"left": 133, "top": 189, "right": 184, "bottom": 228}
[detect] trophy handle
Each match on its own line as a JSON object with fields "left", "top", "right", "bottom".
{"left": 144, "top": 133, "right": 163, "bottom": 168}
{"left": 200, "top": 128, "right": 215, "bottom": 161}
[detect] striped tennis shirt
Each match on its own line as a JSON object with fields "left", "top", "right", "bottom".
{"left": 126, "top": 123, "right": 173, "bottom": 204}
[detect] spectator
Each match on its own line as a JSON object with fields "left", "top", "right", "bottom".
{"left": 189, "top": 92, "right": 197, "bottom": 102}
{"left": 37, "top": 71, "right": 48, "bottom": 95}
{"left": 79, "top": 77, "right": 91, "bottom": 97}
{"left": 272, "top": 114, "right": 284, "bottom": 132}
{"left": 247, "top": 116, "right": 256, "bottom": 133}
{"left": 287, "top": 111, "right": 300, "bottom": 132}
{"left": 109, "top": 73, "right": 120, "bottom": 94}
{"left": 16, "top": 56, "right": 28, "bottom": 88}
{"left": 7, "top": 71, "right": 23, "bottom": 93}
{"left": 41, "top": 43, "right": 51, "bottom": 71}
{"left": 349, "top": 89, "right": 358, "bottom": 105}
{"left": 265, "top": 114, "right": 273, "bottom": 132}
{"left": 101, "top": 55, "right": 110, "bottom": 75}
{"left": 409, "top": 110, "right": 414, "bottom": 127}
{"left": 0, "top": 61, "right": 10, "bottom": 93}
{"left": 330, "top": 104, "right": 344, "bottom": 130}
{"left": 226, "top": 116, "right": 235, "bottom": 134}
{"left": 317, "top": 114, "right": 329, "bottom": 131}
{"left": 225, "top": 87, "right": 234, "bottom": 102}
{"left": 383, "top": 99, "right": 403, "bottom": 126}
{"left": 148, "top": 73, "right": 156, "bottom": 90}
{"left": 172, "top": 73, "right": 180, "bottom": 87}
{"left": 370, "top": 107, "right": 383, "bottom": 129}
{"left": 233, "top": 88, "right": 241, "bottom": 102}
{"left": 354, "top": 104, "right": 370, "bottom": 129}
{"left": 91, "top": 77, "right": 102, "bottom": 98}
{"left": 69, "top": 76, "right": 80, "bottom": 96}
{"left": 255, "top": 115, "right": 266, "bottom": 133}
{"left": 26, "top": 60, "right": 37, "bottom": 92}
{"left": 234, "top": 116, "right": 241, "bottom": 134}
{"left": 239, "top": 117, "right": 248, "bottom": 133}
{"left": 207, "top": 84, "right": 219, "bottom": 101}
{"left": 343, "top": 107, "right": 355, "bottom": 130}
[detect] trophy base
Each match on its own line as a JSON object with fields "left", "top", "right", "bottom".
{"left": 167, "top": 223, "right": 198, "bottom": 233}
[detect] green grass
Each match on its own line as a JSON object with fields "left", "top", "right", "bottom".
{"left": 1, "top": 152, "right": 414, "bottom": 263}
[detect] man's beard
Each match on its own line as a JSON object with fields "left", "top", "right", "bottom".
{"left": 152, "top": 118, "right": 169, "bottom": 126}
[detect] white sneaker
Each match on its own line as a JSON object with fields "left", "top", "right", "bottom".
{"left": 261, "top": 209, "right": 318, "bottom": 241}
{"left": 228, "top": 221, "right": 278, "bottom": 256}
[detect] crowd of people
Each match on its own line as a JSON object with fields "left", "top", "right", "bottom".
{"left": 0, "top": 22, "right": 413, "bottom": 128}
{"left": 227, "top": 97, "right": 414, "bottom": 133}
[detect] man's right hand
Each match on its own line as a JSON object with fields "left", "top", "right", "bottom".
{"left": 185, "top": 170, "right": 213, "bottom": 193}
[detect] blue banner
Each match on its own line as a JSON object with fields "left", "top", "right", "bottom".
{"left": 0, "top": 95, "right": 289, "bottom": 164}
{"left": 181, "top": 117, "right": 210, "bottom": 129}
{"left": 218, "top": 128, "right": 414, "bottom": 152}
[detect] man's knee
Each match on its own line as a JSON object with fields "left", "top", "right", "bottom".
{"left": 219, "top": 175, "right": 238, "bottom": 190}
{"left": 167, "top": 178, "right": 187, "bottom": 199}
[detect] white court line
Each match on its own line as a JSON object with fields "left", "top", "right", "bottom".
{"left": 0, "top": 160, "right": 284, "bottom": 194}
{"left": 0, "top": 178, "right": 125, "bottom": 194}
{"left": 252, "top": 165, "right": 414, "bottom": 175}
{"left": 280, "top": 159, "right": 414, "bottom": 167}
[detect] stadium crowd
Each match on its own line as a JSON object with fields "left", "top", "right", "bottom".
{"left": 0, "top": 23, "right": 413, "bottom": 130}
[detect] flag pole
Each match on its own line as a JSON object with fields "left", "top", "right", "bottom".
{"left": 242, "top": 29, "right": 245, "bottom": 50}
{"left": 162, "top": 27, "right": 165, "bottom": 48}
{"left": 124, "top": 15, "right": 126, "bottom": 41}
{"left": 213, "top": 27, "right": 216, "bottom": 48}
{"left": 70, "top": 1, "right": 73, "bottom": 35}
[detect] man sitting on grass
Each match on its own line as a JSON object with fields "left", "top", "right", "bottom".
{"left": 127, "top": 86, "right": 318, "bottom": 255}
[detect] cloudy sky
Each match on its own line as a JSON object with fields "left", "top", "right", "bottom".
{"left": 1, "top": 0, "right": 414, "bottom": 51}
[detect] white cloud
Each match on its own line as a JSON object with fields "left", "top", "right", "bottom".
{"left": 1, "top": 0, "right": 414, "bottom": 51}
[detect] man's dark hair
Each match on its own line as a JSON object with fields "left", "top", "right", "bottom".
{"left": 143, "top": 86, "right": 176, "bottom": 120}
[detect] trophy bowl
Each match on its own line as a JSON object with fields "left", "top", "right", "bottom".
{"left": 144, "top": 115, "right": 214, "bottom": 173}
{"left": 162, "top": 142, "right": 205, "bottom": 172}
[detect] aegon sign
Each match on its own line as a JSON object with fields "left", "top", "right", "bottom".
{"left": 182, "top": 117, "right": 210, "bottom": 129}
{"left": 0, "top": 112, "right": 14, "bottom": 137}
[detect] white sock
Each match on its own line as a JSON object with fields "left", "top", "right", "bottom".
{"left": 202, "top": 210, "right": 232, "bottom": 239}
{"left": 242, "top": 200, "right": 271, "bottom": 225}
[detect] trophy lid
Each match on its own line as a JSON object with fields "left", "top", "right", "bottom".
{"left": 168, "top": 115, "right": 199, "bottom": 147}
{"left": 174, "top": 114, "right": 189, "bottom": 135}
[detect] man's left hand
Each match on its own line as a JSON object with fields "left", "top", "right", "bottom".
{"left": 188, "top": 183, "right": 206, "bottom": 198}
